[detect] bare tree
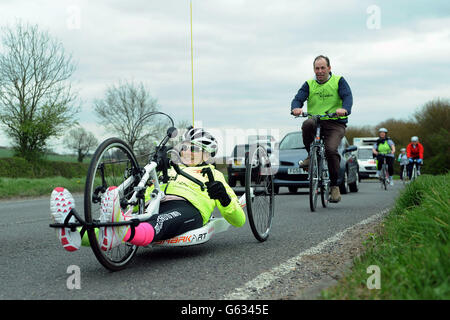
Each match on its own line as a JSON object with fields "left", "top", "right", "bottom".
{"left": 94, "top": 80, "right": 164, "bottom": 150}
{"left": 63, "top": 126, "right": 98, "bottom": 162}
{"left": 134, "top": 118, "right": 191, "bottom": 158}
{"left": 0, "top": 21, "right": 79, "bottom": 161}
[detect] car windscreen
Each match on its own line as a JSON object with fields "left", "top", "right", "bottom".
{"left": 279, "top": 133, "right": 304, "bottom": 150}
{"left": 232, "top": 144, "right": 249, "bottom": 157}
{"left": 358, "top": 148, "right": 374, "bottom": 159}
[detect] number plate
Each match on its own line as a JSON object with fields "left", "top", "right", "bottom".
{"left": 234, "top": 160, "right": 242, "bottom": 166}
{"left": 288, "top": 168, "right": 304, "bottom": 174}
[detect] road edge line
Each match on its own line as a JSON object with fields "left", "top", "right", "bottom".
{"left": 222, "top": 208, "right": 390, "bottom": 300}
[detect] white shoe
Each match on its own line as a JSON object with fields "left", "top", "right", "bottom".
{"left": 389, "top": 177, "right": 394, "bottom": 186}
{"left": 375, "top": 171, "right": 380, "bottom": 178}
{"left": 98, "top": 186, "right": 131, "bottom": 251}
{"left": 50, "top": 188, "right": 81, "bottom": 252}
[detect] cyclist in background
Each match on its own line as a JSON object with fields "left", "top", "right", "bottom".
{"left": 397, "top": 148, "right": 408, "bottom": 180}
{"left": 406, "top": 136, "right": 424, "bottom": 178}
{"left": 372, "top": 128, "right": 396, "bottom": 186}
{"left": 290, "top": 55, "right": 353, "bottom": 203}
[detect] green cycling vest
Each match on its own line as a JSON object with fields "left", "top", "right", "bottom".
{"left": 306, "top": 74, "right": 347, "bottom": 120}
{"left": 143, "top": 164, "right": 246, "bottom": 228}
{"left": 377, "top": 140, "right": 391, "bottom": 154}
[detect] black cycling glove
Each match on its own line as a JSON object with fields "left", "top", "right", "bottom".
{"left": 205, "top": 181, "right": 231, "bottom": 207}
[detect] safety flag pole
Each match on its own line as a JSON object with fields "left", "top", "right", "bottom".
{"left": 190, "top": 0, "right": 195, "bottom": 127}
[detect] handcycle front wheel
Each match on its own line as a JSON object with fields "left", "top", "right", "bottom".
{"left": 84, "top": 137, "right": 144, "bottom": 271}
{"left": 245, "top": 145, "right": 275, "bottom": 242}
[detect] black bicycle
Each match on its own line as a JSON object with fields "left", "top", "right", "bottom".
{"left": 293, "top": 112, "right": 336, "bottom": 212}
{"left": 377, "top": 154, "right": 390, "bottom": 190}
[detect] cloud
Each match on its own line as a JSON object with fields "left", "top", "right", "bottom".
{"left": 0, "top": 0, "right": 449, "bottom": 153}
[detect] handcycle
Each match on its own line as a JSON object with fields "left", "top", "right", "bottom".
{"left": 292, "top": 112, "right": 336, "bottom": 212}
{"left": 377, "top": 154, "right": 390, "bottom": 190}
{"left": 49, "top": 112, "right": 275, "bottom": 271}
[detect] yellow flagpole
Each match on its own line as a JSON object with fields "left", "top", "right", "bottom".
{"left": 190, "top": 0, "right": 195, "bottom": 127}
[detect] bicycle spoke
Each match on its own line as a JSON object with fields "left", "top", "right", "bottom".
{"left": 85, "top": 138, "right": 141, "bottom": 271}
{"left": 245, "top": 145, "right": 274, "bottom": 242}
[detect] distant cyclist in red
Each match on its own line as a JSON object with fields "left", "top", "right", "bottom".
{"left": 406, "top": 136, "right": 424, "bottom": 178}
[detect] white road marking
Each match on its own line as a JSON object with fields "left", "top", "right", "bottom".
{"left": 222, "top": 209, "right": 389, "bottom": 300}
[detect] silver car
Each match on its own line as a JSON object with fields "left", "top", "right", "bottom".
{"left": 272, "top": 131, "right": 359, "bottom": 194}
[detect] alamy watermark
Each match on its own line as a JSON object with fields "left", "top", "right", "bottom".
{"left": 366, "top": 5, "right": 381, "bottom": 30}
{"left": 366, "top": 265, "right": 381, "bottom": 290}
{"left": 66, "top": 265, "right": 81, "bottom": 290}
{"left": 66, "top": 5, "right": 82, "bottom": 30}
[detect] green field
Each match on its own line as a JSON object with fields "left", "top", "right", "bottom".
{"left": 0, "top": 146, "right": 91, "bottom": 163}
{"left": 0, "top": 176, "right": 86, "bottom": 199}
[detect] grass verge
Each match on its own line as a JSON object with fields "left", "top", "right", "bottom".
{"left": 321, "top": 173, "right": 449, "bottom": 299}
{"left": 0, "top": 177, "right": 86, "bottom": 199}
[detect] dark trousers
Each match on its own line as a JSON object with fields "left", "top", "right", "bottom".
{"left": 400, "top": 165, "right": 406, "bottom": 180}
{"left": 302, "top": 119, "right": 346, "bottom": 186}
{"left": 376, "top": 155, "right": 394, "bottom": 176}
{"left": 144, "top": 200, "right": 203, "bottom": 242}
{"left": 407, "top": 158, "right": 421, "bottom": 179}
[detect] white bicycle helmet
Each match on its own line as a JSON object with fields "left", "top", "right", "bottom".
{"left": 182, "top": 127, "right": 218, "bottom": 156}
{"left": 378, "top": 128, "right": 388, "bottom": 133}
{"left": 411, "top": 136, "right": 419, "bottom": 142}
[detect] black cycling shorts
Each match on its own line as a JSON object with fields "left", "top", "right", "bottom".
{"left": 143, "top": 200, "right": 203, "bottom": 242}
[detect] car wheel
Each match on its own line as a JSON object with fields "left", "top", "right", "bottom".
{"left": 228, "top": 175, "right": 236, "bottom": 187}
{"left": 339, "top": 170, "right": 350, "bottom": 194}
{"left": 274, "top": 185, "right": 280, "bottom": 194}
{"left": 288, "top": 186, "right": 298, "bottom": 193}
{"left": 349, "top": 171, "right": 359, "bottom": 192}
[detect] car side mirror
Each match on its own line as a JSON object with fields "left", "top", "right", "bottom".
{"left": 345, "top": 145, "right": 357, "bottom": 153}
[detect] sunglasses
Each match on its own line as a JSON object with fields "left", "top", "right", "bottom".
{"left": 180, "top": 144, "right": 203, "bottom": 153}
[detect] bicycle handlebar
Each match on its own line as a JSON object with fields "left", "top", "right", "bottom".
{"left": 170, "top": 161, "right": 215, "bottom": 191}
{"left": 290, "top": 111, "right": 338, "bottom": 119}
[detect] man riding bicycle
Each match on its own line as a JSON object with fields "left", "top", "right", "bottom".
{"left": 372, "top": 128, "right": 396, "bottom": 186}
{"left": 50, "top": 127, "right": 246, "bottom": 252}
{"left": 291, "top": 55, "right": 353, "bottom": 203}
{"left": 406, "top": 136, "right": 424, "bottom": 179}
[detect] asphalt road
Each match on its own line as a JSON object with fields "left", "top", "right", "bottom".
{"left": 0, "top": 180, "right": 402, "bottom": 300}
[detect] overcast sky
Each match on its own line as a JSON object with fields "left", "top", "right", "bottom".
{"left": 0, "top": 0, "right": 449, "bottom": 156}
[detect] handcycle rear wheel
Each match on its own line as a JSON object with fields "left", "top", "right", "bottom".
{"left": 245, "top": 145, "right": 275, "bottom": 242}
{"left": 84, "top": 138, "right": 144, "bottom": 271}
{"left": 309, "top": 148, "right": 319, "bottom": 212}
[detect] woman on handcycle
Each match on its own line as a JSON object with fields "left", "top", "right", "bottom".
{"left": 50, "top": 127, "right": 246, "bottom": 252}
{"left": 372, "top": 127, "right": 396, "bottom": 186}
